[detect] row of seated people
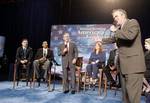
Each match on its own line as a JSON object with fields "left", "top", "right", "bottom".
{"left": 14, "top": 37, "right": 116, "bottom": 94}
{"left": 14, "top": 38, "right": 150, "bottom": 95}
{"left": 13, "top": 33, "right": 150, "bottom": 99}
{"left": 14, "top": 39, "right": 56, "bottom": 88}
{"left": 14, "top": 38, "right": 119, "bottom": 91}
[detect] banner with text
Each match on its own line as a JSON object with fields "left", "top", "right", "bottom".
{"left": 50, "top": 24, "right": 115, "bottom": 75}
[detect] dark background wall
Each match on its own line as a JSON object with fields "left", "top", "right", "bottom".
{"left": 0, "top": 0, "right": 150, "bottom": 80}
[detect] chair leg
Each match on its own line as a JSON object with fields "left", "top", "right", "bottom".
{"left": 98, "top": 69, "right": 102, "bottom": 96}
{"left": 29, "top": 78, "right": 32, "bottom": 88}
{"left": 62, "top": 77, "right": 64, "bottom": 92}
{"left": 83, "top": 72, "right": 86, "bottom": 91}
{"left": 114, "top": 74, "right": 119, "bottom": 96}
{"left": 33, "top": 68, "right": 36, "bottom": 87}
{"left": 104, "top": 77, "right": 107, "bottom": 96}
{"left": 26, "top": 80, "right": 28, "bottom": 86}
{"left": 26, "top": 73, "right": 28, "bottom": 86}
{"left": 77, "top": 69, "right": 80, "bottom": 92}
{"left": 13, "top": 64, "right": 16, "bottom": 89}
{"left": 48, "top": 71, "right": 51, "bottom": 92}
{"left": 26, "top": 78, "right": 32, "bottom": 88}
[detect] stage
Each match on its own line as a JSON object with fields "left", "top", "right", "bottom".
{"left": 0, "top": 81, "right": 146, "bottom": 103}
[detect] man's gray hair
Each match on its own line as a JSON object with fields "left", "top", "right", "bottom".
{"left": 112, "top": 9, "right": 127, "bottom": 18}
{"left": 145, "top": 38, "right": 150, "bottom": 45}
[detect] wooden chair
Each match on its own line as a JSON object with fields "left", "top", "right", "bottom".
{"left": 32, "top": 64, "right": 51, "bottom": 91}
{"left": 83, "top": 68, "right": 107, "bottom": 96}
{"left": 110, "top": 69, "right": 120, "bottom": 96}
{"left": 13, "top": 61, "right": 32, "bottom": 89}
{"left": 98, "top": 69, "right": 107, "bottom": 96}
{"left": 75, "top": 57, "right": 83, "bottom": 92}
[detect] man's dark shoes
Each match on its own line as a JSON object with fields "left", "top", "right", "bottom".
{"left": 63, "top": 90, "right": 69, "bottom": 94}
{"left": 71, "top": 90, "right": 75, "bottom": 94}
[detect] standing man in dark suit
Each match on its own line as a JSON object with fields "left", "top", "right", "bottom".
{"left": 103, "top": 9, "right": 146, "bottom": 103}
{"left": 58, "top": 32, "right": 78, "bottom": 94}
{"left": 33, "top": 41, "right": 54, "bottom": 81}
{"left": 16, "top": 38, "right": 33, "bottom": 83}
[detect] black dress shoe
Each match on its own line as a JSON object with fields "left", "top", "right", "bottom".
{"left": 92, "top": 84, "right": 96, "bottom": 91}
{"left": 37, "top": 78, "right": 40, "bottom": 86}
{"left": 63, "top": 90, "right": 69, "bottom": 94}
{"left": 71, "top": 90, "right": 75, "bottom": 94}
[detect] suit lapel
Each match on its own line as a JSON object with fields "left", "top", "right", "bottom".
{"left": 69, "top": 42, "right": 72, "bottom": 53}
{"left": 121, "top": 19, "right": 129, "bottom": 30}
{"left": 47, "top": 48, "right": 50, "bottom": 56}
{"left": 26, "top": 47, "right": 29, "bottom": 55}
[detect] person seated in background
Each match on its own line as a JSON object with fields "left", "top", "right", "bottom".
{"left": 103, "top": 43, "right": 121, "bottom": 87}
{"left": 16, "top": 38, "right": 33, "bottom": 82}
{"left": 86, "top": 41, "right": 106, "bottom": 85}
{"left": 33, "top": 41, "right": 54, "bottom": 82}
{"left": 143, "top": 38, "right": 150, "bottom": 93}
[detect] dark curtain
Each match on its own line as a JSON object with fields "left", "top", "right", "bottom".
{"left": 16, "top": 0, "right": 55, "bottom": 51}
{"left": 0, "top": 0, "right": 149, "bottom": 65}
{"left": 0, "top": 0, "right": 60, "bottom": 63}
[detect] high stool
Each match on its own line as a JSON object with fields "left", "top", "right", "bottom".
{"left": 83, "top": 68, "right": 107, "bottom": 96}
{"left": 32, "top": 66, "right": 51, "bottom": 91}
{"left": 13, "top": 63, "right": 32, "bottom": 89}
{"left": 98, "top": 69, "right": 107, "bottom": 96}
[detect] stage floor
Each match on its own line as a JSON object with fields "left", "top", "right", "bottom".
{"left": 0, "top": 81, "right": 146, "bottom": 103}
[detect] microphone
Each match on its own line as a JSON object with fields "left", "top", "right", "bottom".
{"left": 53, "top": 59, "right": 61, "bottom": 66}
{"left": 113, "top": 20, "right": 117, "bottom": 26}
{"left": 64, "top": 43, "right": 68, "bottom": 53}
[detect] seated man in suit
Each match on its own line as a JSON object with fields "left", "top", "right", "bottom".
{"left": 103, "top": 44, "right": 121, "bottom": 87}
{"left": 33, "top": 41, "right": 54, "bottom": 82}
{"left": 16, "top": 38, "right": 33, "bottom": 83}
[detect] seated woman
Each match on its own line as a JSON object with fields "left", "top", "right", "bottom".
{"left": 86, "top": 41, "right": 106, "bottom": 84}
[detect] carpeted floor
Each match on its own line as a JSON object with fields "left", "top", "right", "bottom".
{"left": 0, "top": 81, "right": 146, "bottom": 103}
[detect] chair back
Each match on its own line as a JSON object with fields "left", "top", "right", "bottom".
{"left": 76, "top": 57, "right": 83, "bottom": 67}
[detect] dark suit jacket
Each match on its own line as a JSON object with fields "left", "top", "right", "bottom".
{"left": 58, "top": 42, "right": 78, "bottom": 69}
{"left": 16, "top": 46, "right": 33, "bottom": 63}
{"left": 145, "top": 51, "right": 150, "bottom": 78}
{"left": 145, "top": 51, "right": 150, "bottom": 70}
{"left": 34, "top": 48, "right": 54, "bottom": 62}
{"left": 107, "top": 49, "right": 117, "bottom": 66}
{"left": 103, "top": 19, "right": 146, "bottom": 74}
